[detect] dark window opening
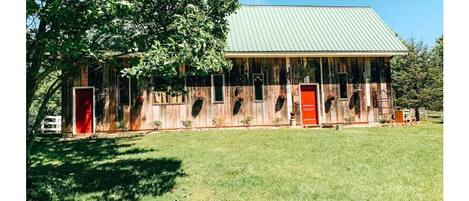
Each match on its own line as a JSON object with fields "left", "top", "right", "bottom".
{"left": 279, "top": 64, "right": 287, "bottom": 85}
{"left": 212, "top": 74, "right": 224, "bottom": 103}
{"left": 88, "top": 65, "right": 103, "bottom": 87}
{"left": 88, "top": 65, "right": 104, "bottom": 120}
{"left": 322, "top": 58, "right": 330, "bottom": 84}
{"left": 326, "top": 58, "right": 339, "bottom": 84}
{"left": 229, "top": 58, "right": 249, "bottom": 86}
{"left": 350, "top": 58, "right": 365, "bottom": 84}
{"left": 185, "top": 65, "right": 211, "bottom": 87}
{"left": 306, "top": 58, "right": 321, "bottom": 83}
{"left": 118, "top": 73, "right": 130, "bottom": 105}
{"left": 151, "top": 75, "right": 186, "bottom": 104}
{"left": 371, "top": 58, "right": 382, "bottom": 83}
{"left": 253, "top": 73, "right": 264, "bottom": 101}
{"left": 338, "top": 73, "right": 348, "bottom": 99}
{"left": 382, "top": 58, "right": 391, "bottom": 83}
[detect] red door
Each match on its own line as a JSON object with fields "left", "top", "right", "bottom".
{"left": 75, "top": 88, "right": 94, "bottom": 134}
{"left": 300, "top": 85, "right": 319, "bottom": 125}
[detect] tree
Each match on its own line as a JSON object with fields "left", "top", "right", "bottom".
{"left": 428, "top": 36, "right": 444, "bottom": 111}
{"left": 121, "top": 1, "right": 238, "bottom": 79}
{"left": 27, "top": 0, "right": 239, "bottom": 168}
{"left": 27, "top": 0, "right": 112, "bottom": 168}
{"left": 391, "top": 36, "right": 444, "bottom": 120}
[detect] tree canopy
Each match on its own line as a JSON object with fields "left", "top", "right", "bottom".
{"left": 26, "top": 0, "right": 239, "bottom": 168}
{"left": 122, "top": 2, "right": 238, "bottom": 79}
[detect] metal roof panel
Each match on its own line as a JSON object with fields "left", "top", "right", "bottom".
{"left": 226, "top": 5, "right": 407, "bottom": 53}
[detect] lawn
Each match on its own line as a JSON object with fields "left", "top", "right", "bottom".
{"left": 28, "top": 123, "right": 442, "bottom": 201}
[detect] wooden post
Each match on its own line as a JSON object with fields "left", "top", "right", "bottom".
{"left": 122, "top": 57, "right": 131, "bottom": 129}
{"left": 286, "top": 57, "right": 293, "bottom": 121}
{"left": 319, "top": 57, "right": 326, "bottom": 124}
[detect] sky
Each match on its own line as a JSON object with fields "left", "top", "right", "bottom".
{"left": 240, "top": 0, "right": 443, "bottom": 46}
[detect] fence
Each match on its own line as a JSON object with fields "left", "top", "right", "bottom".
{"left": 40, "top": 116, "right": 61, "bottom": 134}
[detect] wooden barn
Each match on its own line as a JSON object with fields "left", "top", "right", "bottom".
{"left": 62, "top": 5, "right": 407, "bottom": 135}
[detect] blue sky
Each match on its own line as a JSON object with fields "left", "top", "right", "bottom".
{"left": 240, "top": 0, "right": 443, "bottom": 46}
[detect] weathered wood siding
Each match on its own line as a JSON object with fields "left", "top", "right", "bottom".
{"left": 62, "top": 57, "right": 393, "bottom": 133}
{"left": 129, "top": 85, "right": 289, "bottom": 130}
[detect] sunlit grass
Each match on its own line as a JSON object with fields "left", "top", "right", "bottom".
{"left": 29, "top": 123, "right": 442, "bottom": 201}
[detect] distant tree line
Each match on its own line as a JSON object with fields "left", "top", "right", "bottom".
{"left": 391, "top": 36, "right": 444, "bottom": 120}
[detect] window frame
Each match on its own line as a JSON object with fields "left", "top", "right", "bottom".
{"left": 252, "top": 73, "right": 264, "bottom": 102}
{"left": 211, "top": 74, "right": 225, "bottom": 104}
{"left": 337, "top": 72, "right": 349, "bottom": 100}
{"left": 151, "top": 75, "right": 187, "bottom": 105}
{"left": 117, "top": 75, "right": 130, "bottom": 106}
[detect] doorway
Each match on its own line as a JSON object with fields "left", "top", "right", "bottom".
{"left": 300, "top": 84, "right": 320, "bottom": 126}
{"left": 73, "top": 87, "right": 95, "bottom": 135}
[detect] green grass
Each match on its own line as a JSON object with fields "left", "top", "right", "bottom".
{"left": 28, "top": 123, "right": 442, "bottom": 201}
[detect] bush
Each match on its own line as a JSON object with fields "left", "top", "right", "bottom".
{"left": 211, "top": 116, "right": 225, "bottom": 128}
{"left": 27, "top": 175, "right": 72, "bottom": 201}
{"left": 379, "top": 116, "right": 392, "bottom": 124}
{"left": 272, "top": 117, "right": 282, "bottom": 125}
{"left": 181, "top": 120, "right": 192, "bottom": 129}
{"left": 240, "top": 116, "right": 254, "bottom": 126}
{"left": 116, "top": 120, "right": 128, "bottom": 132}
{"left": 344, "top": 112, "right": 355, "bottom": 124}
{"left": 150, "top": 120, "right": 163, "bottom": 130}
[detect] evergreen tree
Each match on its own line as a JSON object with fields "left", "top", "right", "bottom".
{"left": 428, "top": 37, "right": 444, "bottom": 111}
{"left": 391, "top": 36, "right": 444, "bottom": 120}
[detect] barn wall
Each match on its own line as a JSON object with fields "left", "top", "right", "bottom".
{"left": 63, "top": 56, "right": 393, "bottom": 132}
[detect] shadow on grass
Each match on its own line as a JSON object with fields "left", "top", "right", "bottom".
{"left": 27, "top": 135, "right": 185, "bottom": 201}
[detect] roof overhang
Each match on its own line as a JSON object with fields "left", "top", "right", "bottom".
{"left": 224, "top": 51, "right": 407, "bottom": 58}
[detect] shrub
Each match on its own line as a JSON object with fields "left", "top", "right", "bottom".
{"left": 344, "top": 112, "right": 355, "bottom": 124}
{"left": 211, "top": 116, "right": 225, "bottom": 128}
{"left": 116, "top": 120, "right": 128, "bottom": 132}
{"left": 379, "top": 117, "right": 392, "bottom": 124}
{"left": 181, "top": 120, "right": 192, "bottom": 129}
{"left": 27, "top": 175, "right": 72, "bottom": 201}
{"left": 240, "top": 115, "right": 254, "bottom": 126}
{"left": 272, "top": 117, "right": 282, "bottom": 125}
{"left": 150, "top": 120, "right": 163, "bottom": 130}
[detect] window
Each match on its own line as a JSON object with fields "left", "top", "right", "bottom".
{"left": 338, "top": 73, "right": 348, "bottom": 99}
{"left": 151, "top": 75, "right": 186, "bottom": 105}
{"left": 229, "top": 58, "right": 249, "bottom": 86}
{"left": 279, "top": 64, "right": 287, "bottom": 85}
{"left": 88, "top": 65, "right": 104, "bottom": 121}
{"left": 212, "top": 74, "right": 224, "bottom": 103}
{"left": 322, "top": 58, "right": 330, "bottom": 84}
{"left": 291, "top": 58, "right": 304, "bottom": 84}
{"left": 371, "top": 58, "right": 382, "bottom": 83}
{"left": 253, "top": 73, "right": 264, "bottom": 101}
{"left": 306, "top": 58, "right": 321, "bottom": 83}
{"left": 118, "top": 74, "right": 130, "bottom": 105}
{"left": 323, "top": 58, "right": 339, "bottom": 84}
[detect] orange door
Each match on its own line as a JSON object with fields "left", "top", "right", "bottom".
{"left": 300, "top": 85, "right": 319, "bottom": 125}
{"left": 75, "top": 88, "right": 94, "bottom": 134}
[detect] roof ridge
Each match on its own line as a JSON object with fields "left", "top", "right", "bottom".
{"left": 241, "top": 4, "right": 372, "bottom": 8}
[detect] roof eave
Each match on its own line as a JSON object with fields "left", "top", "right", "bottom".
{"left": 224, "top": 51, "right": 408, "bottom": 58}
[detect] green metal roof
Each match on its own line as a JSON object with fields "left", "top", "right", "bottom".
{"left": 226, "top": 5, "right": 407, "bottom": 53}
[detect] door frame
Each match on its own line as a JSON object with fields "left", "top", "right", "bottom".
{"left": 73, "top": 86, "right": 96, "bottom": 135}
{"left": 299, "top": 83, "right": 321, "bottom": 126}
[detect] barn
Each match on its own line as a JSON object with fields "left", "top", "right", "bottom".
{"left": 62, "top": 5, "right": 407, "bottom": 135}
